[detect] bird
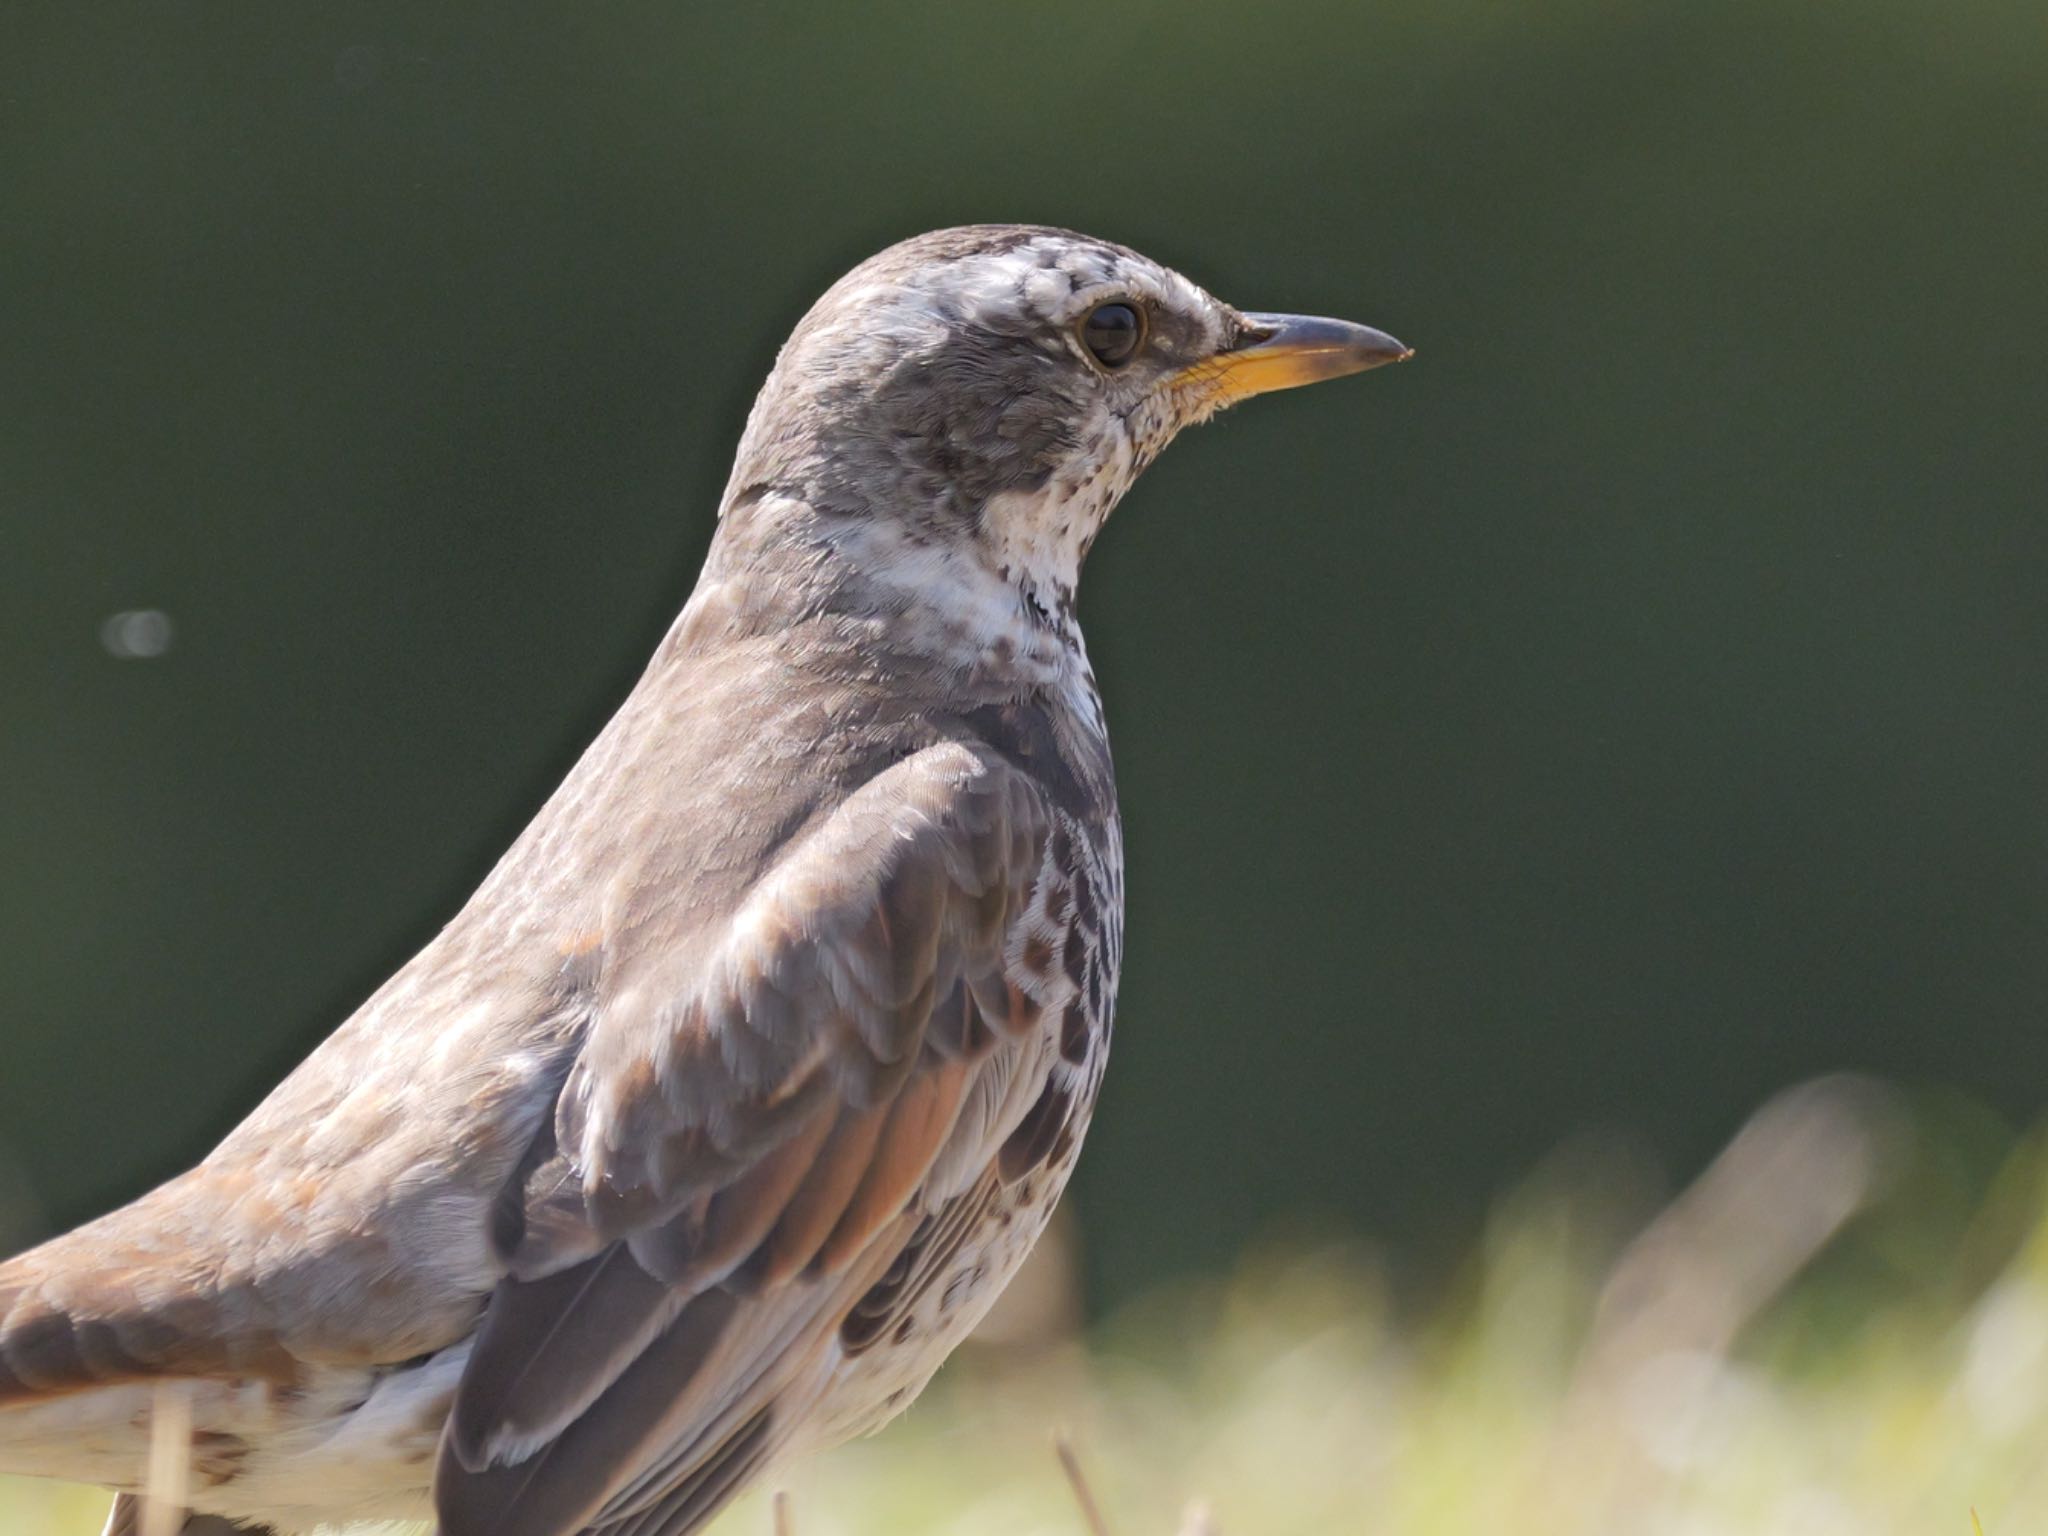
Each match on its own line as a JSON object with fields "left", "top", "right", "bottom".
{"left": 0, "top": 225, "right": 1409, "bottom": 1536}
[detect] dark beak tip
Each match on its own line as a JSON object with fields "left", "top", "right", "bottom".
{"left": 1357, "top": 327, "right": 1414, "bottom": 368}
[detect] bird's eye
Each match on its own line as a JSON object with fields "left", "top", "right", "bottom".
{"left": 1079, "top": 302, "right": 1145, "bottom": 368}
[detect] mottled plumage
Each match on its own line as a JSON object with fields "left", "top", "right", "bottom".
{"left": 0, "top": 225, "right": 1407, "bottom": 1535}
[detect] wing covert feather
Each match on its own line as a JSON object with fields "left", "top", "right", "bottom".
{"left": 554, "top": 742, "right": 1048, "bottom": 1234}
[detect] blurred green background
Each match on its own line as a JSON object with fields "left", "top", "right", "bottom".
{"left": 3, "top": 0, "right": 2046, "bottom": 1320}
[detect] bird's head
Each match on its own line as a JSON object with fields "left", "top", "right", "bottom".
{"left": 719, "top": 225, "right": 1409, "bottom": 617}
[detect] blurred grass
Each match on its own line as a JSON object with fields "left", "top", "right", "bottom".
{"left": 7, "top": 1075, "right": 2048, "bottom": 1535}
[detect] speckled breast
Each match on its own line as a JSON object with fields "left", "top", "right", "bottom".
{"left": 802, "top": 806, "right": 1122, "bottom": 1450}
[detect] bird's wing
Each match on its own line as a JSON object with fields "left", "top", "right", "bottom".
{"left": 436, "top": 740, "right": 1097, "bottom": 1536}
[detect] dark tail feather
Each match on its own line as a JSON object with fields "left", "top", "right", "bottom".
{"left": 0, "top": 1257, "right": 173, "bottom": 1405}
{"left": 0, "top": 1227, "right": 296, "bottom": 1406}
{"left": 0, "top": 1272, "right": 144, "bottom": 1404}
{"left": 100, "top": 1493, "right": 277, "bottom": 1536}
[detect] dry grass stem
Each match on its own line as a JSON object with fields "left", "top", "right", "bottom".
{"left": 1054, "top": 1433, "right": 1113, "bottom": 1536}
{"left": 140, "top": 1386, "right": 191, "bottom": 1536}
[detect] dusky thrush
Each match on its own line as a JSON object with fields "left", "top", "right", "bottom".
{"left": 0, "top": 226, "right": 1409, "bottom": 1536}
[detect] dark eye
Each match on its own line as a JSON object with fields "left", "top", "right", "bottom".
{"left": 1079, "top": 301, "right": 1145, "bottom": 368}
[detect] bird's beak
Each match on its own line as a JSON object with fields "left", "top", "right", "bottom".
{"left": 1182, "top": 312, "right": 1413, "bottom": 403}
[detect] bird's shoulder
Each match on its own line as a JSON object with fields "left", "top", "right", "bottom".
{"left": 540, "top": 725, "right": 1097, "bottom": 1240}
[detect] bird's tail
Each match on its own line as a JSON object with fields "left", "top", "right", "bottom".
{"left": 0, "top": 1220, "right": 153, "bottom": 1405}
{"left": 0, "top": 1206, "right": 229, "bottom": 1493}
{"left": 0, "top": 1177, "right": 267, "bottom": 1409}
{"left": 101, "top": 1491, "right": 276, "bottom": 1536}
